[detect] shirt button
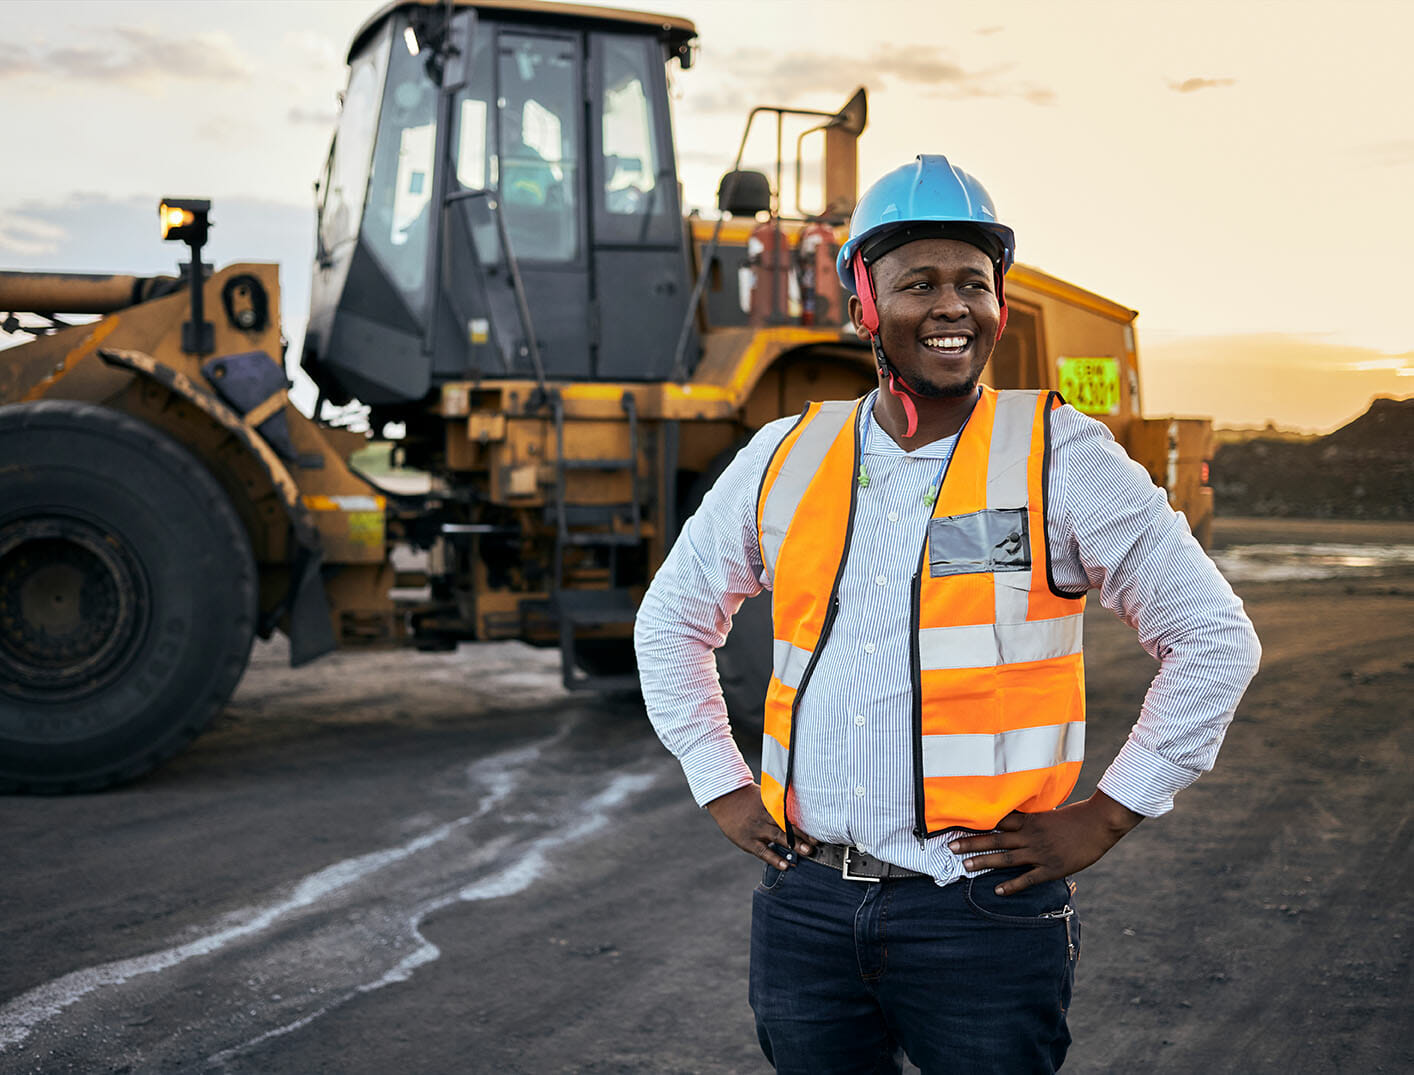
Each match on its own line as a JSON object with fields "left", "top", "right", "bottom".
{"left": 854, "top": 714, "right": 865, "bottom": 726}
{"left": 854, "top": 786, "right": 866, "bottom": 797}
{"left": 874, "top": 574, "right": 887, "bottom": 586}
{"left": 887, "top": 511, "right": 899, "bottom": 522}
{"left": 863, "top": 642, "right": 876, "bottom": 654}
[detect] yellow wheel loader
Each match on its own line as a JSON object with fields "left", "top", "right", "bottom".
{"left": 0, "top": 0, "right": 1212, "bottom": 791}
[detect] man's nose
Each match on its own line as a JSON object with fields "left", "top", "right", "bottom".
{"left": 930, "top": 287, "right": 969, "bottom": 320}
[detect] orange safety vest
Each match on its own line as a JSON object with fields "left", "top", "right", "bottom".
{"left": 755, "top": 387, "right": 1086, "bottom": 840}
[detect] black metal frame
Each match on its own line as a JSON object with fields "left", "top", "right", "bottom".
{"left": 668, "top": 103, "right": 842, "bottom": 381}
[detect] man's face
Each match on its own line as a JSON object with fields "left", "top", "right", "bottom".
{"left": 849, "top": 238, "right": 1001, "bottom": 398}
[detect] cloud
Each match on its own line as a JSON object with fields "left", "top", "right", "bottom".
{"left": 0, "top": 192, "right": 311, "bottom": 285}
{"left": 876, "top": 54, "right": 975, "bottom": 85}
{"left": 690, "top": 46, "right": 1055, "bottom": 113}
{"left": 1364, "top": 138, "right": 1414, "bottom": 167}
{"left": 0, "top": 26, "right": 250, "bottom": 87}
{"left": 0, "top": 193, "right": 315, "bottom": 369}
{"left": 1167, "top": 76, "right": 1237, "bottom": 94}
{"left": 1142, "top": 333, "right": 1414, "bottom": 431}
{"left": 0, "top": 212, "right": 67, "bottom": 257}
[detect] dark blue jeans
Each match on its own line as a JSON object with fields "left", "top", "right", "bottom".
{"left": 749, "top": 856, "right": 1079, "bottom": 1074}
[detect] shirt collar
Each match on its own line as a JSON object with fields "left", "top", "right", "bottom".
{"left": 859, "top": 388, "right": 965, "bottom": 459}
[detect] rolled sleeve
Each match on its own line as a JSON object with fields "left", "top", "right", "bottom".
{"left": 633, "top": 418, "right": 796, "bottom": 806}
{"left": 1048, "top": 407, "right": 1262, "bottom": 817}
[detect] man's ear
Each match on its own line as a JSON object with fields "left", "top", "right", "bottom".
{"left": 847, "top": 294, "right": 870, "bottom": 342}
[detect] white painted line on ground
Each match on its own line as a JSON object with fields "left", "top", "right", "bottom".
{"left": 205, "top": 770, "right": 657, "bottom": 1068}
{"left": 0, "top": 740, "right": 545, "bottom": 1052}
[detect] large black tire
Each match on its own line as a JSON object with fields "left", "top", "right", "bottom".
{"left": 684, "top": 447, "right": 771, "bottom": 739}
{"left": 0, "top": 401, "right": 258, "bottom": 792}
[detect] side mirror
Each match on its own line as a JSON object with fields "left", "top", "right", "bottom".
{"left": 440, "top": 10, "right": 476, "bottom": 91}
{"left": 822, "top": 87, "right": 868, "bottom": 220}
{"left": 828, "top": 88, "right": 867, "bottom": 136}
{"left": 717, "top": 170, "right": 771, "bottom": 216}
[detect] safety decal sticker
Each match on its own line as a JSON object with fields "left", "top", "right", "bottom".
{"left": 1057, "top": 357, "right": 1121, "bottom": 416}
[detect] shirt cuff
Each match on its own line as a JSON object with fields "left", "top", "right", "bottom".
{"left": 1096, "top": 738, "right": 1201, "bottom": 818}
{"left": 677, "top": 732, "right": 757, "bottom": 808}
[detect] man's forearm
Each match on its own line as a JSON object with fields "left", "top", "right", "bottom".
{"left": 634, "top": 561, "right": 756, "bottom": 806}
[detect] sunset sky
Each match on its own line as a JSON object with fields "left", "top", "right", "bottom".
{"left": 1, "top": 0, "right": 1410, "bottom": 431}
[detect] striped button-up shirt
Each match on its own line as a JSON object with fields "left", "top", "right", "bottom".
{"left": 634, "top": 390, "right": 1261, "bottom": 886}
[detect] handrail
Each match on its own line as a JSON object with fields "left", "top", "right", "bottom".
{"left": 668, "top": 103, "right": 837, "bottom": 383}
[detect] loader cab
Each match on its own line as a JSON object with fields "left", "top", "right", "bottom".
{"left": 304, "top": 0, "right": 697, "bottom": 408}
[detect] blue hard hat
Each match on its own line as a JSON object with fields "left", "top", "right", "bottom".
{"left": 836, "top": 155, "right": 1016, "bottom": 293}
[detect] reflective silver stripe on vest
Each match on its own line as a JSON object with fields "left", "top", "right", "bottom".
{"left": 921, "top": 721, "right": 1085, "bottom": 778}
{"left": 989, "top": 390, "right": 1043, "bottom": 624}
{"left": 759, "top": 400, "right": 859, "bottom": 582}
{"left": 917, "top": 612, "right": 1084, "bottom": 670}
{"left": 986, "top": 390, "right": 1039, "bottom": 507}
{"left": 772, "top": 639, "right": 814, "bottom": 691}
{"left": 761, "top": 733, "right": 789, "bottom": 788}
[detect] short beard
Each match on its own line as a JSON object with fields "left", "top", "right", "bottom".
{"left": 909, "top": 373, "right": 980, "bottom": 399}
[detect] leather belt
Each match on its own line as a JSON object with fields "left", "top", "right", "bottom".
{"left": 809, "top": 843, "right": 930, "bottom": 883}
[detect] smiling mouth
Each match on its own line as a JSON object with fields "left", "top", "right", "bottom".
{"left": 920, "top": 334, "right": 973, "bottom": 356}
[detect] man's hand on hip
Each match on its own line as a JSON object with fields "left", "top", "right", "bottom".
{"left": 705, "top": 784, "right": 817, "bottom": 870}
{"left": 947, "top": 790, "right": 1145, "bottom": 895}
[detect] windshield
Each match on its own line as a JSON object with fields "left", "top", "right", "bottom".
{"left": 363, "top": 13, "right": 441, "bottom": 313}
{"left": 318, "top": 23, "right": 390, "bottom": 258}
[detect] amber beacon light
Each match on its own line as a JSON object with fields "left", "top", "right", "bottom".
{"left": 158, "top": 197, "right": 213, "bottom": 353}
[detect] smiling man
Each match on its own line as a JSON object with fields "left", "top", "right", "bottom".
{"left": 634, "top": 155, "right": 1261, "bottom": 1073}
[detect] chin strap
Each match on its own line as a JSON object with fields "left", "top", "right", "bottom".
{"left": 870, "top": 336, "right": 920, "bottom": 438}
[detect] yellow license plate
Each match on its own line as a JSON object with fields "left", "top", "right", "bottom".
{"left": 1057, "top": 357, "right": 1121, "bottom": 416}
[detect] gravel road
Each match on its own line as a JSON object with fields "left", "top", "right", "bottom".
{"left": 2, "top": 519, "right": 1410, "bottom": 1074}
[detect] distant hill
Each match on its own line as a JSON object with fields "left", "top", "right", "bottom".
{"left": 1212, "top": 397, "right": 1414, "bottom": 519}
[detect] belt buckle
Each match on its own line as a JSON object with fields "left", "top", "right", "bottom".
{"left": 841, "top": 846, "right": 882, "bottom": 883}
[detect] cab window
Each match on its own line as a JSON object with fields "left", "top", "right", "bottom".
{"left": 496, "top": 33, "right": 579, "bottom": 262}
{"left": 595, "top": 35, "right": 675, "bottom": 244}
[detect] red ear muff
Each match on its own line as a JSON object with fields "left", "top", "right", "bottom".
{"left": 852, "top": 249, "right": 880, "bottom": 336}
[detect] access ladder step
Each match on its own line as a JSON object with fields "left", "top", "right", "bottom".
{"left": 563, "top": 531, "right": 641, "bottom": 547}
{"left": 559, "top": 458, "right": 636, "bottom": 471}
{"left": 555, "top": 588, "right": 638, "bottom": 626}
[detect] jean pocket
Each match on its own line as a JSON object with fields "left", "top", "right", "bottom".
{"left": 963, "top": 871, "right": 1074, "bottom": 926}
{"left": 757, "top": 861, "right": 787, "bottom": 893}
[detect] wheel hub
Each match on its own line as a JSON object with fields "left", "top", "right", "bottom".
{"left": 0, "top": 517, "right": 149, "bottom": 699}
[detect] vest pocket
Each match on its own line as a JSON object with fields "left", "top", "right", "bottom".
{"left": 928, "top": 508, "right": 1031, "bottom": 578}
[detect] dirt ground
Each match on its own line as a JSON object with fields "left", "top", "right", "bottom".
{"left": 1, "top": 518, "right": 1410, "bottom": 1074}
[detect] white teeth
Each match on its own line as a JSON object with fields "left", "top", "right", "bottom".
{"left": 923, "top": 336, "right": 970, "bottom": 351}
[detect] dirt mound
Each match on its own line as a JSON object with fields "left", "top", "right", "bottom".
{"left": 1321, "top": 395, "right": 1413, "bottom": 454}
{"left": 1212, "top": 397, "right": 1413, "bottom": 519}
